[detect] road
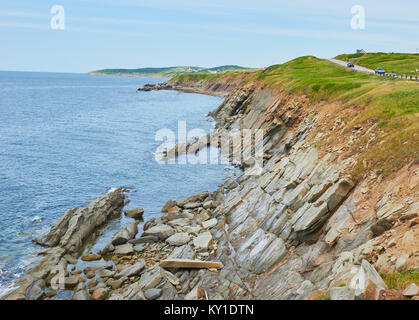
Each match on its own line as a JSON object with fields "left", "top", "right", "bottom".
{"left": 326, "top": 58, "right": 375, "bottom": 75}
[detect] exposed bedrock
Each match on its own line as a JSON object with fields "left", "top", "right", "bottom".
{"left": 3, "top": 188, "right": 126, "bottom": 300}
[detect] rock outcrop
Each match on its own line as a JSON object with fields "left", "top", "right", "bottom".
{"left": 5, "top": 74, "right": 418, "bottom": 301}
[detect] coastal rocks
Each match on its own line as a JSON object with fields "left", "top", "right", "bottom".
{"left": 329, "top": 286, "right": 355, "bottom": 300}
{"left": 143, "top": 225, "right": 175, "bottom": 240}
{"left": 162, "top": 200, "right": 177, "bottom": 213}
{"left": 114, "top": 243, "right": 134, "bottom": 255}
{"left": 202, "top": 218, "right": 217, "bottom": 229}
{"left": 166, "top": 233, "right": 190, "bottom": 246}
{"left": 125, "top": 208, "right": 144, "bottom": 220}
{"left": 25, "top": 279, "right": 46, "bottom": 300}
{"left": 81, "top": 253, "right": 101, "bottom": 261}
{"left": 111, "top": 222, "right": 138, "bottom": 246}
{"left": 33, "top": 188, "right": 126, "bottom": 253}
{"left": 92, "top": 288, "right": 111, "bottom": 300}
{"left": 144, "top": 288, "right": 162, "bottom": 300}
{"left": 115, "top": 260, "right": 146, "bottom": 279}
{"left": 403, "top": 283, "right": 419, "bottom": 297}
{"left": 193, "top": 232, "right": 213, "bottom": 250}
{"left": 349, "top": 260, "right": 387, "bottom": 299}
{"left": 140, "top": 264, "right": 164, "bottom": 290}
{"left": 72, "top": 284, "right": 91, "bottom": 300}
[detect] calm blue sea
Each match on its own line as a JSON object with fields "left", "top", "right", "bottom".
{"left": 0, "top": 71, "right": 234, "bottom": 296}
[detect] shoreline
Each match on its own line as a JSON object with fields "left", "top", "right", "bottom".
{"left": 3, "top": 75, "right": 419, "bottom": 301}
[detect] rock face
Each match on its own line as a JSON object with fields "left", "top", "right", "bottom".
{"left": 34, "top": 188, "right": 126, "bottom": 253}
{"left": 6, "top": 75, "right": 419, "bottom": 301}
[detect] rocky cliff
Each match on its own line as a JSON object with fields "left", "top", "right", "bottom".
{"left": 5, "top": 57, "right": 418, "bottom": 300}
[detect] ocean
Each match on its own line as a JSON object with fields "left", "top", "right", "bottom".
{"left": 0, "top": 71, "right": 235, "bottom": 296}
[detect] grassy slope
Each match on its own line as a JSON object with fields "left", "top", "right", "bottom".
{"left": 335, "top": 52, "right": 419, "bottom": 74}
{"left": 171, "top": 56, "right": 418, "bottom": 179}
{"left": 90, "top": 65, "right": 251, "bottom": 77}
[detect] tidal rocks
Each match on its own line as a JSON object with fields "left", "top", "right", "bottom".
{"left": 140, "top": 264, "right": 164, "bottom": 290}
{"left": 25, "top": 279, "right": 46, "bottom": 300}
{"left": 166, "top": 233, "right": 190, "bottom": 246}
{"left": 33, "top": 188, "right": 126, "bottom": 253}
{"left": 81, "top": 253, "right": 101, "bottom": 261}
{"left": 114, "top": 243, "right": 134, "bottom": 255}
{"left": 125, "top": 208, "right": 144, "bottom": 220}
{"left": 143, "top": 225, "right": 175, "bottom": 240}
{"left": 193, "top": 232, "right": 213, "bottom": 250}
{"left": 143, "top": 288, "right": 162, "bottom": 300}
{"left": 92, "top": 288, "right": 111, "bottom": 300}
{"left": 115, "top": 260, "right": 146, "bottom": 279}
{"left": 403, "top": 283, "right": 419, "bottom": 297}
{"left": 111, "top": 222, "right": 138, "bottom": 246}
{"left": 162, "top": 200, "right": 177, "bottom": 213}
{"left": 72, "top": 284, "right": 91, "bottom": 300}
{"left": 129, "top": 235, "right": 159, "bottom": 245}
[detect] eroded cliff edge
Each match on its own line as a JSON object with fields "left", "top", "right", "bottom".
{"left": 5, "top": 57, "right": 418, "bottom": 300}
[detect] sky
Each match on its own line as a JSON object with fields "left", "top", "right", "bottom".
{"left": 0, "top": 0, "right": 418, "bottom": 73}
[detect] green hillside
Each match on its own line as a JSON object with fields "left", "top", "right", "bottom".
{"left": 335, "top": 52, "right": 419, "bottom": 74}
{"left": 89, "top": 65, "right": 251, "bottom": 77}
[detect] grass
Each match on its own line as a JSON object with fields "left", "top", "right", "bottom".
{"left": 335, "top": 52, "right": 419, "bottom": 75}
{"left": 380, "top": 269, "right": 419, "bottom": 290}
{"left": 312, "top": 293, "right": 331, "bottom": 300}
{"left": 171, "top": 69, "right": 258, "bottom": 84}
{"left": 170, "top": 55, "right": 419, "bottom": 180}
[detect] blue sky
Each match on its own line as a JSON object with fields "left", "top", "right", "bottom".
{"left": 0, "top": 0, "right": 418, "bottom": 73}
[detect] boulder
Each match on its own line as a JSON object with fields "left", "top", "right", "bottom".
{"left": 168, "top": 244, "right": 195, "bottom": 260}
{"left": 140, "top": 264, "right": 164, "bottom": 290}
{"left": 349, "top": 260, "right": 387, "bottom": 299}
{"left": 193, "top": 231, "right": 213, "bottom": 250}
{"left": 129, "top": 235, "right": 159, "bottom": 245}
{"left": 395, "top": 253, "right": 410, "bottom": 272}
{"left": 162, "top": 200, "right": 177, "bottom": 213}
{"left": 72, "top": 284, "right": 91, "bottom": 300}
{"left": 329, "top": 286, "right": 355, "bottom": 300}
{"left": 92, "top": 288, "right": 110, "bottom": 300}
{"left": 183, "top": 202, "right": 201, "bottom": 209}
{"left": 185, "top": 286, "right": 206, "bottom": 300}
{"left": 166, "top": 233, "right": 190, "bottom": 246}
{"left": 202, "top": 218, "right": 217, "bottom": 229}
{"left": 25, "top": 279, "right": 46, "bottom": 300}
{"left": 370, "top": 219, "right": 393, "bottom": 237}
{"left": 125, "top": 208, "right": 144, "bottom": 220}
{"left": 115, "top": 260, "right": 146, "bottom": 279}
{"left": 96, "top": 268, "right": 114, "bottom": 278}
{"left": 142, "top": 225, "right": 175, "bottom": 240}
{"left": 81, "top": 253, "right": 101, "bottom": 261}
{"left": 114, "top": 243, "right": 134, "bottom": 255}
{"left": 143, "top": 288, "right": 162, "bottom": 300}
{"left": 403, "top": 283, "right": 419, "bottom": 297}
{"left": 111, "top": 222, "right": 138, "bottom": 245}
